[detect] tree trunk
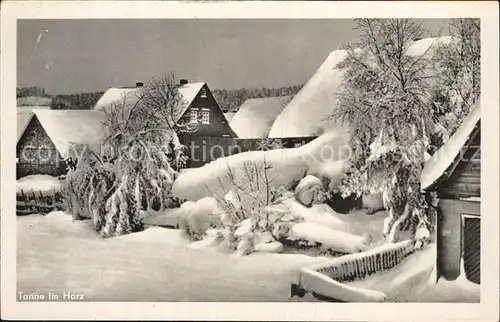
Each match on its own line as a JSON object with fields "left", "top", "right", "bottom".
{"left": 386, "top": 203, "right": 410, "bottom": 243}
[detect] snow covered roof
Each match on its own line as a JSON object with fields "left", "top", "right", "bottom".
{"left": 421, "top": 101, "right": 481, "bottom": 191}
{"left": 17, "top": 105, "right": 51, "bottom": 110}
{"left": 268, "top": 37, "right": 455, "bottom": 138}
{"left": 16, "top": 96, "right": 52, "bottom": 107}
{"left": 224, "top": 112, "right": 237, "bottom": 123}
{"left": 268, "top": 49, "right": 349, "bottom": 138}
{"left": 93, "top": 82, "right": 206, "bottom": 122}
{"left": 230, "top": 96, "right": 291, "bottom": 139}
{"left": 28, "top": 110, "right": 108, "bottom": 157}
{"left": 17, "top": 111, "right": 35, "bottom": 144}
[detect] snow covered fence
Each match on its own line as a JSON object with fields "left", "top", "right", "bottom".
{"left": 313, "top": 240, "right": 415, "bottom": 282}
{"left": 292, "top": 240, "right": 415, "bottom": 302}
{"left": 16, "top": 188, "right": 64, "bottom": 215}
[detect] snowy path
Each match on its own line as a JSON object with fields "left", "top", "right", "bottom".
{"left": 17, "top": 213, "right": 327, "bottom": 302}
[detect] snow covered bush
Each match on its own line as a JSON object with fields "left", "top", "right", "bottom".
{"left": 209, "top": 159, "right": 302, "bottom": 255}
{"left": 62, "top": 151, "right": 114, "bottom": 224}
{"left": 99, "top": 78, "right": 187, "bottom": 237}
{"left": 177, "top": 198, "right": 224, "bottom": 241}
{"left": 63, "top": 74, "right": 191, "bottom": 237}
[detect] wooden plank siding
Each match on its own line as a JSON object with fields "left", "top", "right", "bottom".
{"left": 437, "top": 127, "right": 480, "bottom": 199}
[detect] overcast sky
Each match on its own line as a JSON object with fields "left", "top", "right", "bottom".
{"left": 18, "top": 19, "right": 449, "bottom": 94}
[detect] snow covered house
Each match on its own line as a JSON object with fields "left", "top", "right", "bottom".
{"left": 16, "top": 96, "right": 52, "bottom": 107}
{"left": 421, "top": 102, "right": 481, "bottom": 285}
{"left": 268, "top": 37, "right": 454, "bottom": 138}
{"left": 94, "top": 80, "right": 235, "bottom": 138}
{"left": 229, "top": 96, "right": 291, "bottom": 139}
{"left": 16, "top": 109, "right": 107, "bottom": 179}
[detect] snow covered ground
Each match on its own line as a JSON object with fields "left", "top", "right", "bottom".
{"left": 16, "top": 175, "right": 62, "bottom": 193}
{"left": 18, "top": 211, "right": 478, "bottom": 302}
{"left": 17, "top": 212, "right": 328, "bottom": 302}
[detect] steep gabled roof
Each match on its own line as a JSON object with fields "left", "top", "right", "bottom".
{"left": 93, "top": 82, "right": 206, "bottom": 122}
{"left": 421, "top": 101, "right": 481, "bottom": 191}
{"left": 17, "top": 111, "right": 35, "bottom": 144}
{"left": 229, "top": 96, "right": 291, "bottom": 139}
{"left": 19, "top": 110, "right": 108, "bottom": 158}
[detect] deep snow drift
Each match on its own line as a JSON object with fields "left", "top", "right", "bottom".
{"left": 172, "top": 130, "right": 351, "bottom": 201}
{"left": 17, "top": 211, "right": 329, "bottom": 302}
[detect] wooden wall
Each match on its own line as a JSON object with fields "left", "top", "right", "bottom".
{"left": 438, "top": 128, "right": 480, "bottom": 199}
{"left": 183, "top": 84, "right": 236, "bottom": 138}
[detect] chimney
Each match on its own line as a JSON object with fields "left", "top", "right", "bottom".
{"left": 135, "top": 82, "right": 144, "bottom": 88}
{"left": 179, "top": 79, "right": 189, "bottom": 85}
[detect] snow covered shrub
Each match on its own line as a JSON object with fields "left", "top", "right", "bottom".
{"left": 62, "top": 74, "right": 191, "bottom": 237}
{"left": 62, "top": 154, "right": 115, "bottom": 226}
{"left": 98, "top": 128, "right": 181, "bottom": 237}
{"left": 177, "top": 199, "right": 223, "bottom": 241}
{"left": 210, "top": 159, "right": 302, "bottom": 255}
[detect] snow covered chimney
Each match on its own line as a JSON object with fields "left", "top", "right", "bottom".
{"left": 179, "top": 79, "right": 189, "bottom": 85}
{"left": 135, "top": 82, "right": 144, "bottom": 88}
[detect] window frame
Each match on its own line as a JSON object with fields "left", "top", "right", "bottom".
{"left": 201, "top": 109, "right": 210, "bottom": 124}
{"left": 190, "top": 109, "right": 199, "bottom": 124}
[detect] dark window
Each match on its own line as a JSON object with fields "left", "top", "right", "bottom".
{"left": 462, "top": 214, "right": 480, "bottom": 284}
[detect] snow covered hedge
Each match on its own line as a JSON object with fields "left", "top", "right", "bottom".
{"left": 172, "top": 130, "right": 352, "bottom": 201}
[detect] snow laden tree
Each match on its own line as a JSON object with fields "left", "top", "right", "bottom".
{"left": 430, "top": 18, "right": 480, "bottom": 149}
{"left": 332, "top": 19, "right": 440, "bottom": 242}
{"left": 93, "top": 74, "right": 190, "bottom": 236}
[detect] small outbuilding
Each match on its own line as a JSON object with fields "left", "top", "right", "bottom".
{"left": 421, "top": 102, "right": 481, "bottom": 285}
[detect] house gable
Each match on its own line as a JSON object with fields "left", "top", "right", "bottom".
{"left": 180, "top": 83, "right": 236, "bottom": 138}
{"left": 16, "top": 115, "right": 65, "bottom": 178}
